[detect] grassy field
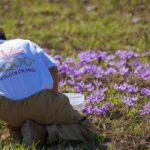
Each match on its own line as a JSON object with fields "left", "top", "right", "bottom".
{"left": 1, "top": 0, "right": 150, "bottom": 53}
{"left": 0, "top": 0, "right": 150, "bottom": 149}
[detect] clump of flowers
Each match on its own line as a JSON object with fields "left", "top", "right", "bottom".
{"left": 140, "top": 102, "right": 150, "bottom": 115}
{"left": 122, "top": 96, "right": 138, "bottom": 106}
{"left": 82, "top": 103, "right": 113, "bottom": 116}
{"left": 114, "top": 83, "right": 138, "bottom": 93}
{"left": 140, "top": 88, "right": 150, "bottom": 96}
{"left": 93, "top": 103, "right": 114, "bottom": 115}
{"left": 86, "top": 88, "right": 107, "bottom": 104}
{"left": 56, "top": 49, "right": 150, "bottom": 116}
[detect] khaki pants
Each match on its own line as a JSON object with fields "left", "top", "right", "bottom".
{"left": 0, "top": 90, "right": 96, "bottom": 143}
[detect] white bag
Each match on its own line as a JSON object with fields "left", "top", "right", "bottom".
{"left": 63, "top": 93, "right": 85, "bottom": 112}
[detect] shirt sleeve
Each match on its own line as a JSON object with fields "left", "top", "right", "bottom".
{"left": 28, "top": 40, "right": 57, "bottom": 68}
{"left": 40, "top": 50, "right": 57, "bottom": 68}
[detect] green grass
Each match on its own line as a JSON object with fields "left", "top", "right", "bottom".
{"left": 0, "top": 0, "right": 150, "bottom": 149}
{"left": 1, "top": 0, "right": 150, "bottom": 53}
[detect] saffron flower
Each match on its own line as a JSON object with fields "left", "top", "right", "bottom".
{"left": 86, "top": 89, "right": 105, "bottom": 104}
{"left": 74, "top": 81, "right": 85, "bottom": 93}
{"left": 93, "top": 103, "right": 113, "bottom": 116}
{"left": 82, "top": 105, "right": 93, "bottom": 115}
{"left": 122, "top": 96, "right": 138, "bottom": 106}
{"left": 85, "top": 83, "right": 94, "bottom": 92}
{"left": 105, "top": 67, "right": 117, "bottom": 76}
{"left": 140, "top": 88, "right": 150, "bottom": 96}
{"left": 140, "top": 102, "right": 150, "bottom": 115}
{"left": 59, "top": 80, "right": 67, "bottom": 87}
{"left": 78, "top": 50, "right": 99, "bottom": 63}
{"left": 114, "top": 83, "right": 138, "bottom": 93}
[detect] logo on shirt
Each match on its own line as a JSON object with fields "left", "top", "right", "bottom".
{"left": 0, "top": 46, "right": 25, "bottom": 58}
{"left": 0, "top": 57, "right": 34, "bottom": 73}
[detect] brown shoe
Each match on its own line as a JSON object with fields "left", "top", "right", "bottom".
{"left": 21, "top": 120, "right": 46, "bottom": 146}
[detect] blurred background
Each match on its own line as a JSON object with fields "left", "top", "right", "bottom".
{"left": 0, "top": 0, "right": 150, "bottom": 54}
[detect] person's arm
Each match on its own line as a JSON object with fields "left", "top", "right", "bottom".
{"left": 28, "top": 40, "right": 59, "bottom": 92}
{"left": 49, "top": 66, "right": 59, "bottom": 93}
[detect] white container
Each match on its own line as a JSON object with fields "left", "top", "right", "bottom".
{"left": 63, "top": 93, "right": 85, "bottom": 112}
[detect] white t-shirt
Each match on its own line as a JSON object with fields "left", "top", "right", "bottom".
{"left": 0, "top": 39, "right": 57, "bottom": 100}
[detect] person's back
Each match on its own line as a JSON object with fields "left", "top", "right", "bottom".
{"left": 0, "top": 39, "right": 56, "bottom": 100}
{"left": 0, "top": 29, "right": 96, "bottom": 147}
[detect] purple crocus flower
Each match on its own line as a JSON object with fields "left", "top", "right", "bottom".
{"left": 93, "top": 103, "right": 113, "bottom": 116}
{"left": 145, "top": 50, "right": 150, "bottom": 56}
{"left": 87, "top": 93, "right": 104, "bottom": 104}
{"left": 54, "top": 54, "right": 62, "bottom": 61}
{"left": 86, "top": 83, "right": 94, "bottom": 92}
{"left": 64, "top": 57, "right": 77, "bottom": 64}
{"left": 107, "top": 60, "right": 116, "bottom": 67}
{"left": 140, "top": 88, "right": 150, "bottom": 96}
{"left": 100, "top": 103, "right": 113, "bottom": 112}
{"left": 99, "top": 87, "right": 108, "bottom": 93}
{"left": 59, "top": 80, "right": 67, "bottom": 87}
{"left": 115, "top": 60, "right": 127, "bottom": 68}
{"left": 140, "top": 102, "right": 150, "bottom": 115}
{"left": 119, "top": 66, "right": 130, "bottom": 76}
{"left": 114, "top": 83, "right": 138, "bottom": 93}
{"left": 82, "top": 105, "right": 93, "bottom": 115}
{"left": 126, "top": 50, "right": 139, "bottom": 58}
{"left": 78, "top": 50, "right": 99, "bottom": 63}
{"left": 71, "top": 68, "right": 84, "bottom": 78}
{"left": 115, "top": 50, "right": 139, "bottom": 60}
{"left": 93, "top": 106, "right": 105, "bottom": 115}
{"left": 114, "top": 83, "right": 119, "bottom": 90}
{"left": 122, "top": 96, "right": 138, "bottom": 106}
{"left": 53, "top": 55, "right": 62, "bottom": 65}
{"left": 131, "top": 17, "right": 140, "bottom": 23}
{"left": 105, "top": 54, "right": 115, "bottom": 61}
{"left": 87, "top": 91, "right": 104, "bottom": 104}
{"left": 133, "top": 62, "right": 150, "bottom": 80}
{"left": 58, "top": 63, "right": 71, "bottom": 77}
{"left": 119, "top": 83, "right": 128, "bottom": 91}
{"left": 126, "top": 86, "right": 138, "bottom": 93}
{"left": 78, "top": 64, "right": 104, "bottom": 78}
{"left": 98, "top": 51, "right": 108, "bottom": 61}
{"left": 86, "top": 6, "right": 94, "bottom": 11}
{"left": 93, "top": 80, "right": 102, "bottom": 87}
{"left": 68, "top": 79, "right": 75, "bottom": 85}
{"left": 86, "top": 88, "right": 107, "bottom": 104}
{"left": 74, "top": 81, "right": 85, "bottom": 93}
{"left": 141, "top": 69, "right": 150, "bottom": 80}
{"left": 105, "top": 67, "right": 117, "bottom": 76}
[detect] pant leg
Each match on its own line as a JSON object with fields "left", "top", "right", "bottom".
{"left": 0, "top": 90, "right": 96, "bottom": 143}
{"left": 46, "top": 119, "right": 96, "bottom": 144}
{"left": 0, "top": 97, "right": 24, "bottom": 127}
{"left": 0, "top": 90, "right": 83, "bottom": 126}
{"left": 23, "top": 90, "right": 83, "bottom": 125}
{"left": 24, "top": 90, "right": 96, "bottom": 143}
